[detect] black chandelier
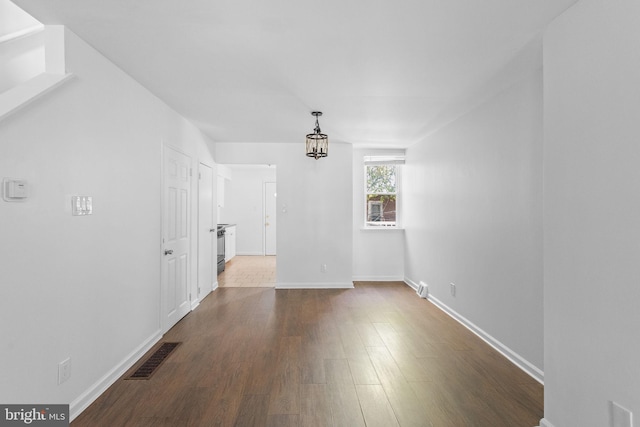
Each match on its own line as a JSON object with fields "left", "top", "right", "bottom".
{"left": 305, "top": 111, "right": 328, "bottom": 159}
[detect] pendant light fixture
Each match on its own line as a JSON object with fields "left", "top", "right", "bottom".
{"left": 305, "top": 111, "right": 328, "bottom": 159}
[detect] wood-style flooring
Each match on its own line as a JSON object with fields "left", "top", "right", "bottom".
{"left": 72, "top": 282, "right": 543, "bottom": 427}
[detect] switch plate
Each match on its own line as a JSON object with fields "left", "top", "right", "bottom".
{"left": 450, "top": 283, "right": 456, "bottom": 297}
{"left": 58, "top": 358, "right": 71, "bottom": 385}
{"left": 72, "top": 196, "right": 93, "bottom": 216}
{"left": 321, "top": 264, "right": 327, "bottom": 273}
{"left": 611, "top": 401, "right": 633, "bottom": 427}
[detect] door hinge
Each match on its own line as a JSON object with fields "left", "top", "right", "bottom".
{"left": 190, "top": 168, "right": 193, "bottom": 177}
{"left": 198, "top": 172, "right": 202, "bottom": 179}
{"left": 189, "top": 293, "right": 192, "bottom": 301}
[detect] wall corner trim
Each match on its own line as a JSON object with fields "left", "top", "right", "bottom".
{"left": 401, "top": 281, "right": 544, "bottom": 384}
{"left": 69, "top": 330, "right": 162, "bottom": 421}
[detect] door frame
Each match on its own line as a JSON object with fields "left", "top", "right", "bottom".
{"left": 197, "top": 161, "right": 215, "bottom": 303}
{"left": 263, "top": 181, "right": 277, "bottom": 256}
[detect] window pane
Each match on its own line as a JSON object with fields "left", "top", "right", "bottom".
{"left": 366, "top": 195, "right": 396, "bottom": 222}
{"left": 366, "top": 165, "right": 396, "bottom": 194}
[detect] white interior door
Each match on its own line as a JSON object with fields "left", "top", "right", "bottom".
{"left": 162, "top": 146, "right": 192, "bottom": 332}
{"left": 264, "top": 182, "right": 277, "bottom": 255}
{"left": 198, "top": 163, "right": 214, "bottom": 300}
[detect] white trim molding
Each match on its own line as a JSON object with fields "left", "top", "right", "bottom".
{"left": 0, "top": 72, "right": 73, "bottom": 122}
{"left": 276, "top": 282, "right": 354, "bottom": 289}
{"left": 538, "top": 418, "right": 555, "bottom": 427}
{"left": 404, "top": 277, "right": 419, "bottom": 291}
{"left": 353, "top": 276, "right": 405, "bottom": 282}
{"left": 69, "top": 330, "right": 162, "bottom": 421}
{"left": 402, "top": 279, "right": 544, "bottom": 384}
{"left": 0, "top": 24, "right": 43, "bottom": 45}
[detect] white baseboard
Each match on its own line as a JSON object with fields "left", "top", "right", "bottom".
{"left": 191, "top": 299, "right": 200, "bottom": 311}
{"left": 235, "top": 251, "right": 265, "bottom": 256}
{"left": 69, "top": 330, "right": 162, "bottom": 421}
{"left": 402, "top": 280, "right": 544, "bottom": 384}
{"left": 276, "top": 282, "right": 354, "bottom": 289}
{"left": 353, "top": 275, "right": 405, "bottom": 282}
{"left": 428, "top": 294, "right": 543, "bottom": 384}
{"left": 212, "top": 281, "right": 219, "bottom": 291}
{"left": 404, "top": 277, "right": 419, "bottom": 291}
{"left": 538, "top": 419, "right": 555, "bottom": 427}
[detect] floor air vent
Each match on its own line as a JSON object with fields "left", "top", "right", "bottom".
{"left": 126, "top": 342, "right": 181, "bottom": 380}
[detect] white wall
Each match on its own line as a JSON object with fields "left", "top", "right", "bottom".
{"left": 543, "top": 1, "right": 640, "bottom": 425}
{"left": 0, "top": 27, "right": 214, "bottom": 418}
{"left": 404, "top": 68, "right": 544, "bottom": 377}
{"left": 215, "top": 142, "right": 353, "bottom": 288}
{"left": 219, "top": 165, "right": 276, "bottom": 255}
{"left": 352, "top": 148, "right": 405, "bottom": 281}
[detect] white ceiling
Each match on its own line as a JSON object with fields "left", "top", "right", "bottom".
{"left": 13, "top": 0, "right": 577, "bottom": 148}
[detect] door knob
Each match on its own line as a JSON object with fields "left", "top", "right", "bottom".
{"left": 164, "top": 249, "right": 173, "bottom": 255}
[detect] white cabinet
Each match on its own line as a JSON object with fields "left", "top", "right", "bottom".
{"left": 225, "top": 225, "right": 236, "bottom": 262}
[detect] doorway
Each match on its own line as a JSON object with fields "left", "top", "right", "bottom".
{"left": 217, "top": 164, "right": 276, "bottom": 287}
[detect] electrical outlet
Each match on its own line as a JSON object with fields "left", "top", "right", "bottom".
{"left": 58, "top": 358, "right": 71, "bottom": 385}
{"left": 321, "top": 264, "right": 327, "bottom": 273}
{"left": 611, "top": 401, "right": 633, "bottom": 427}
{"left": 450, "top": 283, "right": 456, "bottom": 297}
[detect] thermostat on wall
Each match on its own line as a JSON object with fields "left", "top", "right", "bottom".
{"left": 2, "top": 178, "right": 28, "bottom": 202}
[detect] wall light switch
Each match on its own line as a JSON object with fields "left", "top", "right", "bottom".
{"left": 72, "top": 196, "right": 93, "bottom": 216}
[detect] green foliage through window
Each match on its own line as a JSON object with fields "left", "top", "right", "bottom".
{"left": 366, "top": 165, "right": 396, "bottom": 193}
{"left": 365, "top": 164, "right": 397, "bottom": 224}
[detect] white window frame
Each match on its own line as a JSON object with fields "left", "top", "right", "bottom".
{"left": 363, "top": 156, "right": 403, "bottom": 228}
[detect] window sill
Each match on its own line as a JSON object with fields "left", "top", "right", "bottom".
{"left": 360, "top": 227, "right": 404, "bottom": 231}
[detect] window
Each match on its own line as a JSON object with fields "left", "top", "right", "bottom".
{"left": 364, "top": 156, "right": 403, "bottom": 227}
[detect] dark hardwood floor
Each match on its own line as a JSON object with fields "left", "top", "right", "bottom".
{"left": 72, "top": 282, "right": 543, "bottom": 427}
